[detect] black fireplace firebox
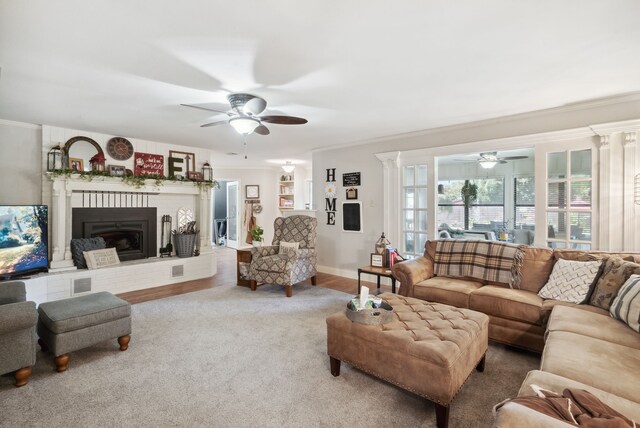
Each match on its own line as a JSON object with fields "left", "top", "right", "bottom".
{"left": 72, "top": 208, "right": 157, "bottom": 261}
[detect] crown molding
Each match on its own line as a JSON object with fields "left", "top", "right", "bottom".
{"left": 589, "top": 119, "right": 640, "bottom": 135}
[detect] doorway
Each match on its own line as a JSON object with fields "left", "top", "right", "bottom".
{"left": 212, "top": 180, "right": 241, "bottom": 248}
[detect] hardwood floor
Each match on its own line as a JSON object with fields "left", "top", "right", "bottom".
{"left": 117, "top": 246, "right": 393, "bottom": 304}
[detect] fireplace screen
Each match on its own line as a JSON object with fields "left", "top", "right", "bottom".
{"left": 72, "top": 208, "right": 157, "bottom": 261}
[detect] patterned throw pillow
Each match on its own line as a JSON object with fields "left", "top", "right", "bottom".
{"left": 590, "top": 258, "right": 640, "bottom": 310}
{"left": 83, "top": 248, "right": 120, "bottom": 269}
{"left": 538, "top": 259, "right": 602, "bottom": 303}
{"left": 609, "top": 274, "right": 640, "bottom": 333}
{"left": 279, "top": 241, "right": 300, "bottom": 254}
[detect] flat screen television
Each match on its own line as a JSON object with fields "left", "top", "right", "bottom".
{"left": 0, "top": 205, "right": 48, "bottom": 280}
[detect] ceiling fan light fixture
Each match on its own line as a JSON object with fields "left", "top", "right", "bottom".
{"left": 229, "top": 117, "right": 260, "bottom": 135}
{"left": 479, "top": 160, "right": 497, "bottom": 169}
{"left": 282, "top": 161, "right": 295, "bottom": 173}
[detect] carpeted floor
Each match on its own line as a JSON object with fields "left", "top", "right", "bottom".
{"left": 0, "top": 284, "right": 539, "bottom": 427}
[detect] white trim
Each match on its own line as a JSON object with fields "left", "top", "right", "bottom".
{"left": 590, "top": 119, "right": 640, "bottom": 135}
{"left": 0, "top": 118, "right": 42, "bottom": 130}
{"left": 623, "top": 133, "right": 637, "bottom": 251}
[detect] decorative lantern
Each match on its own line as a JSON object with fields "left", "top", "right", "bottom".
{"left": 202, "top": 162, "right": 213, "bottom": 182}
{"left": 47, "top": 144, "right": 63, "bottom": 171}
{"left": 375, "top": 232, "right": 390, "bottom": 254}
{"left": 89, "top": 153, "right": 106, "bottom": 172}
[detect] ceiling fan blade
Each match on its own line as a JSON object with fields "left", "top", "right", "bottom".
{"left": 200, "top": 120, "right": 229, "bottom": 128}
{"left": 254, "top": 124, "right": 270, "bottom": 135}
{"left": 498, "top": 160, "right": 508, "bottom": 164}
{"left": 500, "top": 156, "right": 528, "bottom": 160}
{"left": 244, "top": 97, "right": 267, "bottom": 115}
{"left": 259, "top": 115, "right": 308, "bottom": 125}
{"left": 181, "top": 103, "right": 232, "bottom": 116}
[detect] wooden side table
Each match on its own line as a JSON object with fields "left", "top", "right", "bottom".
{"left": 357, "top": 266, "right": 397, "bottom": 294}
{"left": 237, "top": 249, "right": 258, "bottom": 291}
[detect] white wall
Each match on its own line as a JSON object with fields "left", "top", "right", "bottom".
{"left": 312, "top": 95, "right": 640, "bottom": 276}
{"left": 0, "top": 120, "right": 42, "bottom": 204}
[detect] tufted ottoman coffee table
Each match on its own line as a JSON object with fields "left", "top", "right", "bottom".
{"left": 326, "top": 292, "right": 488, "bottom": 428}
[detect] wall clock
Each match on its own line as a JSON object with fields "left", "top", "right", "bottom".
{"left": 107, "top": 137, "right": 134, "bottom": 161}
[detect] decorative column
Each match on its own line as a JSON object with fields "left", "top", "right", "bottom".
{"left": 49, "top": 179, "right": 75, "bottom": 270}
{"left": 598, "top": 135, "right": 610, "bottom": 251}
{"left": 196, "top": 186, "right": 213, "bottom": 253}
{"left": 375, "top": 152, "right": 400, "bottom": 247}
{"left": 623, "top": 132, "right": 638, "bottom": 251}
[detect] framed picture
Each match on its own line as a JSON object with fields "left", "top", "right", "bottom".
{"left": 371, "top": 253, "right": 384, "bottom": 267}
{"left": 69, "top": 158, "right": 84, "bottom": 172}
{"left": 346, "top": 188, "right": 358, "bottom": 200}
{"left": 187, "top": 171, "right": 204, "bottom": 181}
{"left": 108, "top": 165, "right": 126, "bottom": 177}
{"left": 246, "top": 185, "right": 260, "bottom": 199}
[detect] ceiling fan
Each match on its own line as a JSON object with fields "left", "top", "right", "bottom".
{"left": 475, "top": 152, "right": 528, "bottom": 169}
{"left": 181, "top": 93, "right": 308, "bottom": 136}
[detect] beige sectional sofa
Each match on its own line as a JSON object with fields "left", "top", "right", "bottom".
{"left": 392, "top": 241, "right": 640, "bottom": 425}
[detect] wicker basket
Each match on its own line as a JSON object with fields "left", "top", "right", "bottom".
{"left": 345, "top": 301, "right": 394, "bottom": 325}
{"left": 173, "top": 233, "right": 197, "bottom": 258}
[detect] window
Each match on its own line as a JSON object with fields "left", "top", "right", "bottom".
{"left": 402, "top": 164, "right": 428, "bottom": 259}
{"left": 437, "top": 178, "right": 504, "bottom": 232}
{"left": 514, "top": 176, "right": 535, "bottom": 229}
{"left": 546, "top": 149, "right": 593, "bottom": 249}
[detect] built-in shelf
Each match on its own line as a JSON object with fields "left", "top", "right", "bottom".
{"left": 278, "top": 172, "right": 295, "bottom": 210}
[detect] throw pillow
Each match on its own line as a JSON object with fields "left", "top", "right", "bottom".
{"left": 70, "top": 237, "right": 106, "bottom": 269}
{"left": 279, "top": 241, "right": 300, "bottom": 254}
{"left": 609, "top": 274, "right": 640, "bottom": 333}
{"left": 538, "top": 259, "right": 602, "bottom": 303}
{"left": 83, "top": 248, "right": 120, "bottom": 269}
{"left": 590, "top": 257, "right": 640, "bottom": 310}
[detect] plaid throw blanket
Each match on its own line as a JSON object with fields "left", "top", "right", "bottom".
{"left": 434, "top": 240, "right": 526, "bottom": 289}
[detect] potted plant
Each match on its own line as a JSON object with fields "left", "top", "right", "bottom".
{"left": 250, "top": 225, "right": 264, "bottom": 247}
{"left": 460, "top": 180, "right": 478, "bottom": 230}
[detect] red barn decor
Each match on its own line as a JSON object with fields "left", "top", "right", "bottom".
{"left": 134, "top": 152, "right": 164, "bottom": 177}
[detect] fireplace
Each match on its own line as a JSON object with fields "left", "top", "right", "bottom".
{"left": 72, "top": 208, "right": 157, "bottom": 261}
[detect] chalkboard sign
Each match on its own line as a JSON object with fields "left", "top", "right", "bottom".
{"left": 342, "top": 202, "right": 362, "bottom": 233}
{"left": 342, "top": 172, "right": 361, "bottom": 187}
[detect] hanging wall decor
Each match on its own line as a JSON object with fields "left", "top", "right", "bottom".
{"left": 325, "top": 168, "right": 337, "bottom": 225}
{"left": 342, "top": 172, "right": 361, "bottom": 187}
{"left": 134, "top": 152, "right": 164, "bottom": 176}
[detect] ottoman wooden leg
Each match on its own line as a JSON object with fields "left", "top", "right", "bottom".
{"left": 330, "top": 356, "right": 341, "bottom": 377}
{"left": 14, "top": 367, "right": 32, "bottom": 387}
{"left": 38, "top": 338, "right": 49, "bottom": 353}
{"left": 476, "top": 354, "right": 486, "bottom": 373}
{"left": 118, "top": 335, "right": 131, "bottom": 351}
{"left": 55, "top": 354, "right": 70, "bottom": 373}
{"left": 285, "top": 285, "right": 293, "bottom": 297}
{"left": 434, "top": 403, "right": 450, "bottom": 428}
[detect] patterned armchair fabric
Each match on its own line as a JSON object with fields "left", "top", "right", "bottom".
{"left": 249, "top": 216, "right": 318, "bottom": 297}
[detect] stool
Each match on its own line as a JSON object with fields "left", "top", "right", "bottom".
{"left": 37, "top": 292, "right": 131, "bottom": 372}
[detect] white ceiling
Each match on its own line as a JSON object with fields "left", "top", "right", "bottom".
{"left": 1, "top": 1, "right": 640, "bottom": 167}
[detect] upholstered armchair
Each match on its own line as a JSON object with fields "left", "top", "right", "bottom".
{"left": 249, "top": 215, "right": 317, "bottom": 297}
{"left": 0, "top": 281, "right": 38, "bottom": 387}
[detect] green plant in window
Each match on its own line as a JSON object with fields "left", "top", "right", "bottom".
{"left": 461, "top": 180, "right": 478, "bottom": 230}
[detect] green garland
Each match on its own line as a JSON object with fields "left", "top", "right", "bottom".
{"left": 47, "top": 169, "right": 219, "bottom": 190}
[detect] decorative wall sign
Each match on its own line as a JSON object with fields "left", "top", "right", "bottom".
{"left": 370, "top": 253, "right": 384, "bottom": 267}
{"left": 325, "top": 168, "right": 337, "bottom": 225}
{"left": 342, "top": 201, "right": 362, "bottom": 232}
{"left": 346, "top": 188, "right": 358, "bottom": 200}
{"left": 134, "top": 152, "right": 164, "bottom": 176}
{"left": 168, "top": 150, "right": 195, "bottom": 177}
{"left": 342, "top": 172, "right": 361, "bottom": 187}
{"left": 246, "top": 185, "right": 260, "bottom": 199}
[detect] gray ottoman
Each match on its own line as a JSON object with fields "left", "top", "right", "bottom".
{"left": 37, "top": 292, "right": 131, "bottom": 372}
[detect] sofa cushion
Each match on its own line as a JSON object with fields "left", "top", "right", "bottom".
{"left": 519, "top": 247, "right": 555, "bottom": 293}
{"left": 553, "top": 249, "right": 603, "bottom": 261}
{"left": 469, "top": 285, "right": 543, "bottom": 325}
{"left": 590, "top": 258, "right": 640, "bottom": 310}
{"left": 413, "top": 277, "right": 482, "bottom": 308}
{"left": 518, "top": 370, "right": 640, "bottom": 422}
{"left": 537, "top": 259, "right": 602, "bottom": 303}
{"left": 547, "top": 305, "right": 640, "bottom": 349}
{"left": 609, "top": 274, "right": 640, "bottom": 333}
{"left": 541, "top": 331, "right": 640, "bottom": 404}
{"left": 539, "top": 300, "right": 607, "bottom": 325}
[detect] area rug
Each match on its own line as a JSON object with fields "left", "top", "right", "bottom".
{"left": 0, "top": 284, "right": 539, "bottom": 427}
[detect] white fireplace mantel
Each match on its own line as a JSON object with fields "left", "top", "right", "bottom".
{"left": 46, "top": 175, "right": 214, "bottom": 271}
